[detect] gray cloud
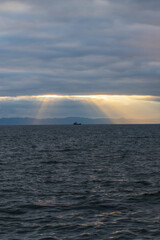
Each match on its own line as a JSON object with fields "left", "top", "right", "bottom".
{"left": 0, "top": 0, "right": 160, "bottom": 97}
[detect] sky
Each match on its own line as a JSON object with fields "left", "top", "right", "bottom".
{"left": 0, "top": 0, "right": 160, "bottom": 121}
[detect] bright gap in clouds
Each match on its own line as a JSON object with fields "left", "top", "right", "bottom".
{"left": 0, "top": 94, "right": 159, "bottom": 123}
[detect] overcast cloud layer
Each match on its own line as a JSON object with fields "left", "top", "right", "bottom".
{"left": 0, "top": 0, "right": 160, "bottom": 96}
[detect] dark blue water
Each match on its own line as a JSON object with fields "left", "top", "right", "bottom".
{"left": 0, "top": 125, "right": 159, "bottom": 239}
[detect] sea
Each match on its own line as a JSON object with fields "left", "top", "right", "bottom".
{"left": 0, "top": 124, "right": 159, "bottom": 240}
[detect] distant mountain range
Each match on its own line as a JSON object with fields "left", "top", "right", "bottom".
{"left": 0, "top": 117, "right": 159, "bottom": 125}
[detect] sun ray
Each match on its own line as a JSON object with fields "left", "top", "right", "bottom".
{"left": 0, "top": 94, "right": 159, "bottom": 123}
{"left": 33, "top": 97, "right": 49, "bottom": 124}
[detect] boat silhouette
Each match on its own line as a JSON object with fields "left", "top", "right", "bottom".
{"left": 73, "top": 121, "right": 82, "bottom": 125}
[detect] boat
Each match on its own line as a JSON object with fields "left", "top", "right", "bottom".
{"left": 73, "top": 121, "right": 82, "bottom": 125}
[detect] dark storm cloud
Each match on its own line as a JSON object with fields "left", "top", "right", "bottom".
{"left": 0, "top": 0, "right": 160, "bottom": 96}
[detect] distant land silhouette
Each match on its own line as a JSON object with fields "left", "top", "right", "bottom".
{"left": 0, "top": 117, "right": 159, "bottom": 125}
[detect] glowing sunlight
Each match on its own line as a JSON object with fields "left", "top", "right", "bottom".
{"left": 0, "top": 94, "right": 159, "bottom": 123}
